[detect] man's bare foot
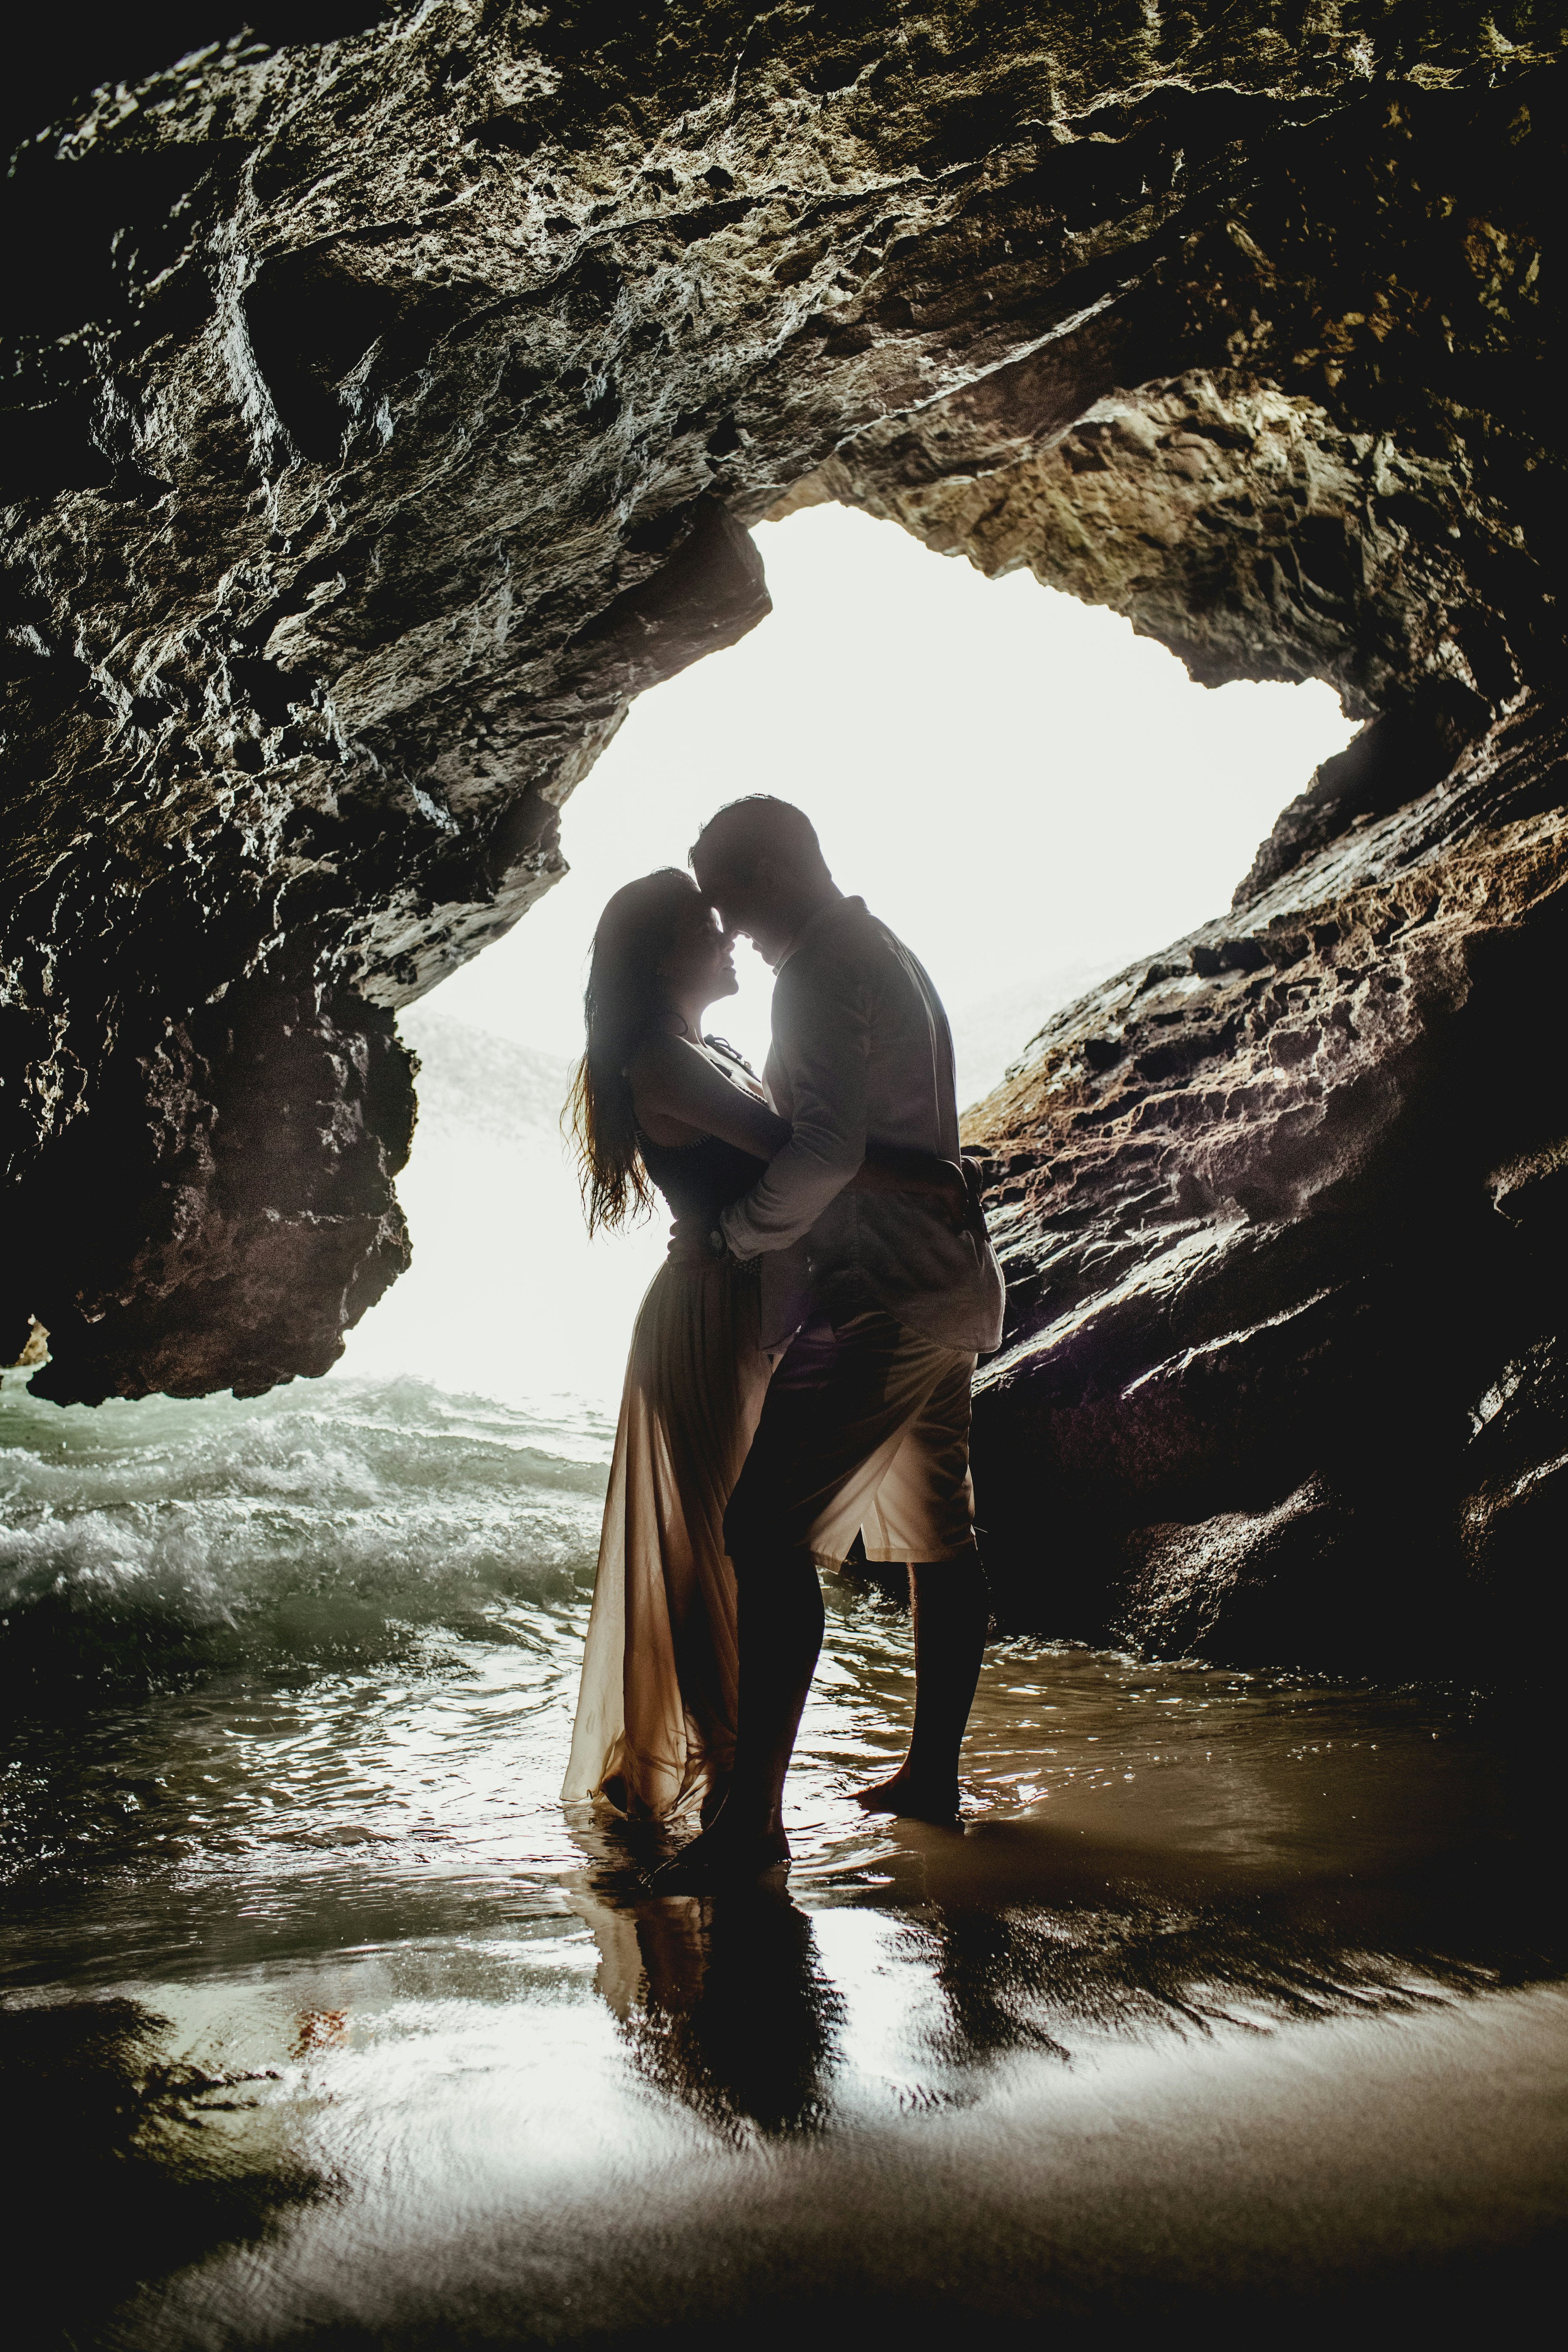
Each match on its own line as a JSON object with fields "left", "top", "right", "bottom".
{"left": 649, "top": 1823, "right": 790, "bottom": 1893}
{"left": 851, "top": 1767, "right": 962, "bottom": 1826}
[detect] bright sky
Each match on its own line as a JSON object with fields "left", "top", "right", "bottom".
{"left": 428, "top": 502, "right": 1354, "bottom": 1099}
{"left": 341, "top": 503, "right": 1355, "bottom": 1413}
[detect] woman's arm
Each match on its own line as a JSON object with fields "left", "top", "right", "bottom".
{"left": 628, "top": 1033, "right": 790, "bottom": 1160}
{"left": 632, "top": 1035, "right": 966, "bottom": 1222}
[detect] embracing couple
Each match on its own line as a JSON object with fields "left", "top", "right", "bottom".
{"left": 562, "top": 796, "right": 1004, "bottom": 1888}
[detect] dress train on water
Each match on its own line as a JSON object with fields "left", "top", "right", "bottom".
{"left": 563, "top": 1255, "right": 775, "bottom": 1820}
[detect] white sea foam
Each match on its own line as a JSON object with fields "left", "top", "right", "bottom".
{"left": 0, "top": 1011, "right": 642, "bottom": 1686}
{"left": 0, "top": 1370, "right": 611, "bottom": 1685}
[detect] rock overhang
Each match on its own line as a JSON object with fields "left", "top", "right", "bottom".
{"left": 2, "top": 3, "right": 1564, "bottom": 1668}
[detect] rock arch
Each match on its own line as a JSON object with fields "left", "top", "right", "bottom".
{"left": 3, "top": 5, "right": 1563, "bottom": 1665}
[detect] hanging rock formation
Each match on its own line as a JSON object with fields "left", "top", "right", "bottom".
{"left": 3, "top": 6, "right": 1563, "bottom": 1666}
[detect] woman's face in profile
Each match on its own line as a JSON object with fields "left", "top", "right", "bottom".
{"left": 660, "top": 896, "right": 738, "bottom": 1005}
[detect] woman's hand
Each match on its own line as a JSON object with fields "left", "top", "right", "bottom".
{"left": 667, "top": 1219, "right": 725, "bottom": 1268}
{"left": 853, "top": 1145, "right": 968, "bottom": 1229}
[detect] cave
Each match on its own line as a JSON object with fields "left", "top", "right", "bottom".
{"left": 5, "top": 2, "right": 1564, "bottom": 1678}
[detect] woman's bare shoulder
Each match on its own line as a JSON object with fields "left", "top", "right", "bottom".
{"left": 624, "top": 1028, "right": 692, "bottom": 1078}
{"left": 625, "top": 1029, "right": 727, "bottom": 1117}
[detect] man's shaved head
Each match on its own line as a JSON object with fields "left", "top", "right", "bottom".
{"left": 689, "top": 796, "right": 829, "bottom": 889}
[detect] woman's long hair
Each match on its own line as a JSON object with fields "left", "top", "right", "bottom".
{"left": 565, "top": 867, "right": 699, "bottom": 1234}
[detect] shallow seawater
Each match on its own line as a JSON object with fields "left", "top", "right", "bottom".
{"left": 2, "top": 1366, "right": 1564, "bottom": 2345}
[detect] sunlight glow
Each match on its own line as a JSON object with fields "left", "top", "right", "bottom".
{"left": 341, "top": 504, "right": 1355, "bottom": 1409}
{"left": 429, "top": 504, "right": 1355, "bottom": 1094}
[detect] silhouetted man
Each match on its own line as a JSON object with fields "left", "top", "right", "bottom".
{"left": 658, "top": 796, "right": 1004, "bottom": 1887}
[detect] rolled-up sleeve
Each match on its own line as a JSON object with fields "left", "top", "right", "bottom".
{"left": 720, "top": 960, "right": 867, "bottom": 1259}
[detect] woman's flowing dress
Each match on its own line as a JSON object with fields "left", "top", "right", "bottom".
{"left": 563, "top": 1127, "right": 774, "bottom": 1820}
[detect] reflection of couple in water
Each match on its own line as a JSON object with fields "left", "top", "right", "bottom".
{"left": 563, "top": 796, "right": 1003, "bottom": 1890}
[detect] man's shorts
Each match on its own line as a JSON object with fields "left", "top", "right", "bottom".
{"left": 723, "top": 1290, "right": 977, "bottom": 1570}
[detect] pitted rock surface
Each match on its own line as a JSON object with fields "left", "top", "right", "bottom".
{"left": 3, "top": 5, "right": 1564, "bottom": 1665}
{"left": 962, "top": 702, "right": 1567, "bottom": 1669}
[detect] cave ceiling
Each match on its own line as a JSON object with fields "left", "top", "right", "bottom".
{"left": 3, "top": 3, "right": 1565, "bottom": 1668}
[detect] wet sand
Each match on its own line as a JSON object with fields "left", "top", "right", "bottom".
{"left": 3, "top": 1580, "right": 1565, "bottom": 2344}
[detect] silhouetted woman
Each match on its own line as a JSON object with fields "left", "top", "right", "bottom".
{"left": 562, "top": 869, "right": 955, "bottom": 1826}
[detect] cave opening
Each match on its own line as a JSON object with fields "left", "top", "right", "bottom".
{"left": 344, "top": 500, "right": 1354, "bottom": 1415}
{"left": 1, "top": 499, "right": 1357, "bottom": 1678}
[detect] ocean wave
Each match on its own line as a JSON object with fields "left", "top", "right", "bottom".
{"left": 0, "top": 1371, "right": 609, "bottom": 1693}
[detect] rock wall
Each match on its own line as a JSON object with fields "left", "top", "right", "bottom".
{"left": 3, "top": 4, "right": 1564, "bottom": 1663}
{"left": 963, "top": 707, "right": 1567, "bottom": 1673}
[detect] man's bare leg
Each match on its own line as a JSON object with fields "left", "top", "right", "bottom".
{"left": 653, "top": 1549, "right": 824, "bottom": 1888}
{"left": 854, "top": 1547, "right": 989, "bottom": 1824}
